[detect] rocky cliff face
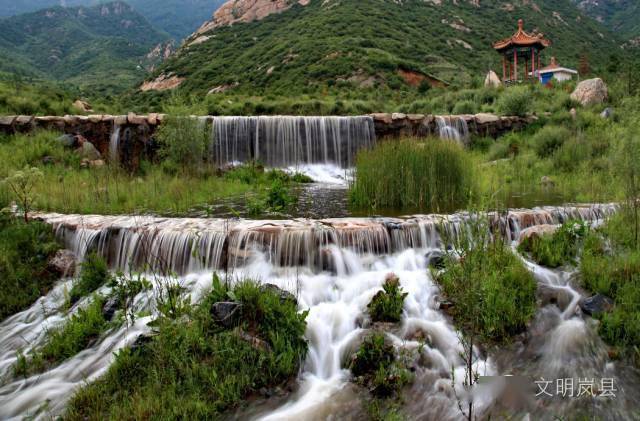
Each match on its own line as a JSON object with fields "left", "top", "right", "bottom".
{"left": 195, "top": 0, "right": 311, "bottom": 35}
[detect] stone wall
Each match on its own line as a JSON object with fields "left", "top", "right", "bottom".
{"left": 0, "top": 112, "right": 535, "bottom": 168}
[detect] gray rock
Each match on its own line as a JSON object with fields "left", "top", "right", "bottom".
{"left": 56, "top": 134, "right": 77, "bottom": 148}
{"left": 211, "top": 301, "right": 243, "bottom": 328}
{"left": 426, "top": 250, "right": 445, "bottom": 269}
{"left": 570, "top": 78, "right": 608, "bottom": 106}
{"left": 41, "top": 156, "right": 55, "bottom": 165}
{"left": 102, "top": 296, "right": 121, "bottom": 321}
{"left": 48, "top": 249, "right": 76, "bottom": 277}
{"left": 260, "top": 284, "right": 297, "bottom": 304}
{"left": 600, "top": 107, "right": 613, "bottom": 119}
{"left": 79, "top": 141, "right": 102, "bottom": 160}
{"left": 580, "top": 294, "right": 614, "bottom": 316}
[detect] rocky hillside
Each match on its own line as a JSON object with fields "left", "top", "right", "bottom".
{"left": 0, "top": 0, "right": 226, "bottom": 40}
{"left": 0, "top": 1, "right": 169, "bottom": 94}
{"left": 142, "top": 0, "right": 622, "bottom": 97}
{"left": 573, "top": 0, "right": 640, "bottom": 45}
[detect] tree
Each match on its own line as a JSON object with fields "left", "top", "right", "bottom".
{"left": 578, "top": 53, "right": 590, "bottom": 77}
{"left": 2, "top": 166, "right": 43, "bottom": 223}
{"left": 616, "top": 125, "right": 640, "bottom": 248}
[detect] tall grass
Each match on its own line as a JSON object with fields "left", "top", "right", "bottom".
{"left": 350, "top": 139, "right": 477, "bottom": 212}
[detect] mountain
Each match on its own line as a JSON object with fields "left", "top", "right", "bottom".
{"left": 573, "top": 0, "right": 640, "bottom": 44}
{"left": 0, "top": 0, "right": 226, "bottom": 40}
{"left": 141, "top": 0, "right": 623, "bottom": 98}
{"left": 0, "top": 1, "right": 169, "bottom": 94}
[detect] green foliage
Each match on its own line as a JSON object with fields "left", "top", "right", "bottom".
{"left": 2, "top": 165, "right": 43, "bottom": 222}
{"left": 367, "top": 276, "right": 407, "bottom": 323}
{"left": 497, "top": 86, "right": 531, "bottom": 117}
{"left": 350, "top": 139, "right": 477, "bottom": 212}
{"left": 580, "top": 212, "right": 640, "bottom": 355}
{"left": 0, "top": 214, "right": 60, "bottom": 321}
{"left": 69, "top": 253, "right": 111, "bottom": 305}
{"left": 109, "top": 273, "right": 152, "bottom": 325}
{"left": 349, "top": 333, "right": 412, "bottom": 397}
{"left": 436, "top": 226, "right": 537, "bottom": 342}
{"left": 518, "top": 221, "right": 589, "bottom": 268}
{"left": 15, "top": 296, "right": 109, "bottom": 377}
{"left": 0, "top": 2, "right": 167, "bottom": 95}
{"left": 156, "top": 113, "right": 209, "bottom": 174}
{"left": 65, "top": 277, "right": 308, "bottom": 419}
{"left": 533, "top": 125, "right": 573, "bottom": 158}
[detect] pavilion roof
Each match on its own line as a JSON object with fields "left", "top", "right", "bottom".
{"left": 493, "top": 19, "right": 551, "bottom": 51}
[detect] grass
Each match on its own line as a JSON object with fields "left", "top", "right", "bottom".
{"left": 436, "top": 236, "right": 537, "bottom": 342}
{"left": 349, "top": 332, "right": 413, "bottom": 397}
{"left": 580, "top": 211, "right": 640, "bottom": 360}
{"left": 14, "top": 296, "right": 109, "bottom": 377}
{"left": 350, "top": 138, "right": 477, "bottom": 213}
{"left": 65, "top": 276, "right": 308, "bottom": 419}
{"left": 0, "top": 213, "right": 60, "bottom": 321}
{"left": 367, "top": 275, "right": 407, "bottom": 323}
{"left": 68, "top": 253, "right": 112, "bottom": 305}
{"left": 518, "top": 221, "right": 589, "bottom": 268}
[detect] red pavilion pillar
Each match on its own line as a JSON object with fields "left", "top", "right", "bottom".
{"left": 513, "top": 50, "right": 518, "bottom": 81}
{"left": 502, "top": 56, "right": 507, "bottom": 81}
{"left": 531, "top": 49, "right": 536, "bottom": 79}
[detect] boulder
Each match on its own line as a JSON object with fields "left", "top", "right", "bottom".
{"left": 540, "top": 175, "right": 555, "bottom": 188}
{"left": 518, "top": 224, "right": 558, "bottom": 242}
{"left": 55, "top": 134, "right": 77, "bottom": 148}
{"left": 579, "top": 294, "right": 614, "bottom": 316}
{"left": 484, "top": 70, "right": 502, "bottom": 88}
{"left": 102, "top": 296, "right": 121, "bottom": 321}
{"left": 570, "top": 78, "right": 608, "bottom": 106}
{"left": 89, "top": 159, "right": 105, "bottom": 168}
{"left": 211, "top": 301, "right": 243, "bottom": 328}
{"left": 600, "top": 107, "right": 613, "bottom": 119}
{"left": 425, "top": 250, "right": 446, "bottom": 270}
{"left": 73, "top": 99, "right": 93, "bottom": 113}
{"left": 79, "top": 141, "right": 102, "bottom": 160}
{"left": 260, "top": 284, "right": 297, "bottom": 304}
{"left": 48, "top": 249, "right": 76, "bottom": 277}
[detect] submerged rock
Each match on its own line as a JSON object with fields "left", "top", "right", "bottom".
{"left": 211, "top": 301, "right": 243, "bottom": 328}
{"left": 47, "top": 249, "right": 76, "bottom": 277}
{"left": 579, "top": 294, "right": 614, "bottom": 316}
{"left": 102, "top": 296, "right": 121, "bottom": 321}
{"left": 425, "top": 250, "right": 445, "bottom": 269}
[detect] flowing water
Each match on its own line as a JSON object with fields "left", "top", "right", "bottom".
{"left": 2, "top": 204, "right": 638, "bottom": 420}
{"left": 435, "top": 116, "right": 469, "bottom": 143}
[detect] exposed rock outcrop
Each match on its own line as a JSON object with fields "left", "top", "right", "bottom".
{"left": 196, "top": 0, "right": 311, "bottom": 35}
{"left": 484, "top": 70, "right": 502, "bottom": 88}
{"left": 140, "top": 73, "right": 184, "bottom": 92}
{"left": 570, "top": 78, "right": 608, "bottom": 106}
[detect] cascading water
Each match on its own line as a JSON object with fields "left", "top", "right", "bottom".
{"left": 2, "top": 203, "right": 637, "bottom": 420}
{"left": 108, "top": 124, "right": 121, "bottom": 163}
{"left": 436, "top": 116, "right": 469, "bottom": 143}
{"left": 210, "top": 116, "right": 376, "bottom": 168}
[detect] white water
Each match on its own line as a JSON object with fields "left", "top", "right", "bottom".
{"left": 108, "top": 124, "right": 121, "bottom": 163}
{"left": 1, "top": 203, "right": 634, "bottom": 420}
{"left": 436, "top": 116, "right": 470, "bottom": 143}
{"left": 285, "top": 163, "right": 352, "bottom": 186}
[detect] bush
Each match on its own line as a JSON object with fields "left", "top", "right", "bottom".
{"left": 350, "top": 139, "right": 477, "bottom": 212}
{"left": 0, "top": 214, "right": 60, "bottom": 321}
{"left": 367, "top": 275, "right": 407, "bottom": 323}
{"left": 452, "top": 99, "right": 478, "bottom": 115}
{"left": 66, "top": 277, "right": 308, "bottom": 419}
{"left": 518, "top": 221, "right": 589, "bottom": 268}
{"left": 533, "top": 125, "right": 572, "bottom": 158}
{"left": 349, "top": 332, "right": 412, "bottom": 397}
{"left": 69, "top": 253, "right": 111, "bottom": 304}
{"left": 156, "top": 114, "right": 209, "bottom": 174}
{"left": 436, "top": 237, "right": 537, "bottom": 342}
{"left": 497, "top": 87, "right": 531, "bottom": 117}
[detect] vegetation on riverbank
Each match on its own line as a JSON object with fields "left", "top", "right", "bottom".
{"left": 518, "top": 221, "right": 589, "bottom": 268}
{"left": 580, "top": 211, "right": 640, "bottom": 364}
{"left": 0, "top": 213, "right": 60, "bottom": 321}
{"left": 65, "top": 277, "right": 308, "bottom": 419}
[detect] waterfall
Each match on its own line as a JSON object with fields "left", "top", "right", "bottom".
{"left": 436, "top": 116, "right": 469, "bottom": 142}
{"left": 3, "top": 203, "right": 637, "bottom": 420}
{"left": 37, "top": 204, "right": 617, "bottom": 276}
{"left": 108, "top": 124, "right": 121, "bottom": 163}
{"left": 210, "top": 116, "right": 376, "bottom": 168}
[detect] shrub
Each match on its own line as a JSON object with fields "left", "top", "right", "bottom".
{"left": 69, "top": 253, "right": 111, "bottom": 304}
{"left": 436, "top": 237, "right": 537, "bottom": 342}
{"left": 452, "top": 99, "right": 478, "bottom": 115}
{"left": 367, "top": 275, "right": 407, "bottom": 323}
{"left": 0, "top": 214, "right": 60, "bottom": 321}
{"left": 533, "top": 126, "right": 572, "bottom": 158}
{"left": 156, "top": 114, "right": 209, "bottom": 174}
{"left": 66, "top": 277, "right": 308, "bottom": 419}
{"left": 497, "top": 87, "right": 531, "bottom": 117}
{"left": 518, "top": 221, "right": 589, "bottom": 268}
{"left": 350, "top": 139, "right": 477, "bottom": 212}
{"left": 349, "top": 332, "right": 412, "bottom": 397}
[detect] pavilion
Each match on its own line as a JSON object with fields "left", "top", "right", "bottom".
{"left": 493, "top": 19, "right": 551, "bottom": 84}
